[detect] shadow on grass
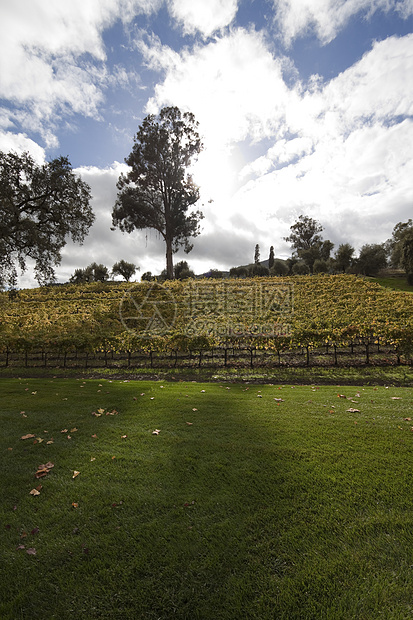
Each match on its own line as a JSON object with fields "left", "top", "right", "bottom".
{"left": 3, "top": 381, "right": 413, "bottom": 619}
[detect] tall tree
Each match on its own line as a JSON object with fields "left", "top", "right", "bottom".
{"left": 334, "top": 243, "right": 355, "bottom": 273}
{"left": 356, "top": 244, "right": 387, "bottom": 276}
{"left": 254, "top": 244, "right": 260, "bottom": 264}
{"left": 401, "top": 232, "right": 413, "bottom": 285}
{"left": 268, "top": 245, "right": 275, "bottom": 270}
{"left": 0, "top": 151, "right": 94, "bottom": 286}
{"left": 112, "top": 106, "right": 203, "bottom": 280}
{"left": 388, "top": 219, "right": 413, "bottom": 268}
{"left": 284, "top": 215, "right": 333, "bottom": 272}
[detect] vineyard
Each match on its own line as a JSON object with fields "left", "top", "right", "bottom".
{"left": 0, "top": 274, "right": 412, "bottom": 369}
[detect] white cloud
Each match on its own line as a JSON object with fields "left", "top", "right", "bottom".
{"left": 169, "top": 0, "right": 238, "bottom": 37}
{"left": 0, "top": 131, "right": 46, "bottom": 163}
{"left": 144, "top": 28, "right": 295, "bottom": 144}
{"left": 142, "top": 27, "right": 413, "bottom": 260}
{"left": 274, "top": 0, "right": 413, "bottom": 45}
{"left": 0, "top": 0, "right": 160, "bottom": 147}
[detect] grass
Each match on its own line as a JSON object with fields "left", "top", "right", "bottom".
{"left": 1, "top": 378, "right": 413, "bottom": 619}
{"left": 368, "top": 275, "right": 413, "bottom": 293}
{"left": 1, "top": 363, "right": 413, "bottom": 387}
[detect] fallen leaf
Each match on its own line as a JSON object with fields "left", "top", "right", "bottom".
{"left": 70, "top": 428, "right": 78, "bottom": 432}
{"left": 192, "top": 408, "right": 198, "bottom": 412}
{"left": 186, "top": 422, "right": 193, "bottom": 426}
{"left": 404, "top": 418, "right": 412, "bottom": 421}
{"left": 46, "top": 440, "right": 54, "bottom": 445}
{"left": 16, "top": 544, "right": 25, "bottom": 550}
{"left": 97, "top": 408, "right": 105, "bottom": 414}
{"left": 29, "top": 488, "right": 41, "bottom": 496}
{"left": 61, "top": 429, "right": 68, "bottom": 433}
{"left": 346, "top": 408, "right": 360, "bottom": 413}
{"left": 26, "top": 548, "right": 36, "bottom": 555}
{"left": 274, "top": 398, "right": 284, "bottom": 402}
{"left": 338, "top": 394, "right": 347, "bottom": 399}
{"left": 72, "top": 502, "right": 78, "bottom": 508}
{"left": 121, "top": 435, "right": 127, "bottom": 439}
{"left": 21, "top": 434, "right": 36, "bottom": 440}
{"left": 90, "top": 457, "right": 96, "bottom": 462}
{"left": 67, "top": 435, "right": 71, "bottom": 440}
{"left": 35, "top": 468, "right": 49, "bottom": 479}
{"left": 72, "top": 471, "right": 80, "bottom": 479}
{"left": 31, "top": 527, "right": 40, "bottom": 535}
{"left": 391, "top": 397, "right": 402, "bottom": 400}
{"left": 152, "top": 429, "right": 161, "bottom": 435}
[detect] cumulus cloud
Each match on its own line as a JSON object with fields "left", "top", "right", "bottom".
{"left": 143, "top": 28, "right": 295, "bottom": 144}
{"left": 274, "top": 0, "right": 413, "bottom": 45}
{"left": 142, "top": 27, "right": 413, "bottom": 260}
{"left": 168, "top": 0, "right": 238, "bottom": 37}
{"left": 0, "top": 131, "right": 46, "bottom": 163}
{"left": 0, "top": 0, "right": 160, "bottom": 147}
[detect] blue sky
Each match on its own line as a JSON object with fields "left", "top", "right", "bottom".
{"left": 1, "top": 0, "right": 412, "bottom": 285}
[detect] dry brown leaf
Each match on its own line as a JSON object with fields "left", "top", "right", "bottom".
{"left": 346, "top": 408, "right": 360, "bottom": 413}
{"left": 152, "top": 429, "right": 161, "bottom": 435}
{"left": 72, "top": 471, "right": 80, "bottom": 479}
{"left": 26, "top": 548, "right": 36, "bottom": 555}
{"left": 21, "top": 434, "right": 36, "bottom": 440}
{"left": 29, "top": 488, "right": 41, "bottom": 496}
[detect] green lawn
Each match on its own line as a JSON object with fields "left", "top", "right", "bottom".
{"left": 369, "top": 275, "right": 413, "bottom": 293}
{"left": 1, "top": 378, "right": 413, "bottom": 619}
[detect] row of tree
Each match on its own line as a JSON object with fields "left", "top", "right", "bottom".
{"left": 245, "top": 215, "right": 412, "bottom": 280}
{"left": 1, "top": 106, "right": 412, "bottom": 288}
{"left": 70, "top": 260, "right": 138, "bottom": 283}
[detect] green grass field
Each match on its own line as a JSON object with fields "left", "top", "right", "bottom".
{"left": 2, "top": 378, "right": 413, "bottom": 619}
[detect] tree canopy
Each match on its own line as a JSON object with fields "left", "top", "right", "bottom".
{"left": 112, "top": 259, "right": 137, "bottom": 282}
{"left": 284, "top": 215, "right": 333, "bottom": 272}
{"left": 0, "top": 151, "right": 94, "bottom": 286}
{"left": 112, "top": 106, "right": 203, "bottom": 280}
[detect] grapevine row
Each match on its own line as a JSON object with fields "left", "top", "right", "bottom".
{"left": 0, "top": 275, "right": 412, "bottom": 367}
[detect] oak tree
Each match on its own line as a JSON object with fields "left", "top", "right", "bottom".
{"left": 0, "top": 151, "right": 94, "bottom": 286}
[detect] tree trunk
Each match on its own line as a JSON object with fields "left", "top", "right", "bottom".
{"left": 166, "top": 240, "right": 174, "bottom": 279}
